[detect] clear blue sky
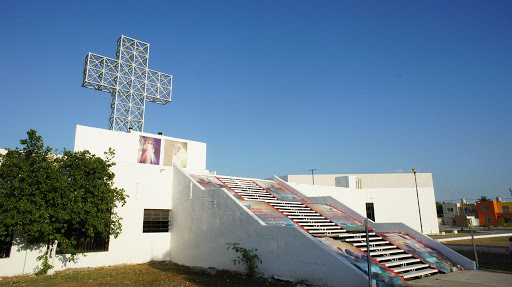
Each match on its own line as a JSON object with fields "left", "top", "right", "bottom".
{"left": 1, "top": 1, "right": 511, "bottom": 202}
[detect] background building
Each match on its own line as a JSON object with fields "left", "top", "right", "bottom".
{"left": 279, "top": 173, "right": 439, "bottom": 234}
{"left": 440, "top": 200, "right": 479, "bottom": 227}
{"left": 476, "top": 199, "right": 512, "bottom": 227}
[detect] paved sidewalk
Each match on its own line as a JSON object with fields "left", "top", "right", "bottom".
{"left": 437, "top": 233, "right": 512, "bottom": 242}
{"left": 407, "top": 270, "right": 512, "bottom": 287}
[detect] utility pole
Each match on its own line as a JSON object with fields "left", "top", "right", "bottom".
{"left": 309, "top": 169, "right": 317, "bottom": 185}
{"left": 412, "top": 168, "right": 423, "bottom": 233}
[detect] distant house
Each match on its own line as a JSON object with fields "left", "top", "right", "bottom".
{"left": 440, "top": 200, "right": 478, "bottom": 227}
{"left": 476, "top": 199, "right": 512, "bottom": 227}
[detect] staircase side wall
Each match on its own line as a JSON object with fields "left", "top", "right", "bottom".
{"left": 275, "top": 177, "right": 476, "bottom": 270}
{"left": 373, "top": 223, "right": 476, "bottom": 270}
{"left": 171, "top": 167, "right": 369, "bottom": 287}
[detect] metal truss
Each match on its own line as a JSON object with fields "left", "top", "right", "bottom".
{"left": 82, "top": 35, "right": 172, "bottom": 132}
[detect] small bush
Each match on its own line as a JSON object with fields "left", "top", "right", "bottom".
{"left": 227, "top": 243, "right": 262, "bottom": 277}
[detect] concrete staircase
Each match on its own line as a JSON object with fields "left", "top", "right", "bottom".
{"left": 214, "top": 176, "right": 440, "bottom": 280}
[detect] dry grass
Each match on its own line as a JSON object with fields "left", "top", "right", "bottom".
{"left": 456, "top": 250, "right": 512, "bottom": 273}
{"left": 447, "top": 236, "right": 510, "bottom": 247}
{"left": 0, "top": 261, "right": 297, "bottom": 287}
{"left": 429, "top": 230, "right": 474, "bottom": 239}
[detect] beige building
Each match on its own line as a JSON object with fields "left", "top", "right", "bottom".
{"left": 441, "top": 200, "right": 478, "bottom": 227}
{"left": 279, "top": 173, "right": 439, "bottom": 234}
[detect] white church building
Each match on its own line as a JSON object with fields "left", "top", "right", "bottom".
{"left": 0, "top": 124, "right": 475, "bottom": 286}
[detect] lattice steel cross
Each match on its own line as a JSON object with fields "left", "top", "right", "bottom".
{"left": 82, "top": 35, "right": 172, "bottom": 132}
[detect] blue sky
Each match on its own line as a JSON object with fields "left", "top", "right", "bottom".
{"left": 1, "top": 1, "right": 511, "bottom": 202}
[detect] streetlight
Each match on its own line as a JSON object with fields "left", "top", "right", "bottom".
{"left": 309, "top": 169, "right": 317, "bottom": 185}
{"left": 412, "top": 168, "right": 423, "bottom": 233}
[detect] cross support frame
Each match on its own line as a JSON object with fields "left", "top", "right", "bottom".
{"left": 82, "top": 35, "right": 172, "bottom": 132}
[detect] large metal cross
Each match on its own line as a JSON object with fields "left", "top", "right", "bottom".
{"left": 82, "top": 35, "right": 173, "bottom": 132}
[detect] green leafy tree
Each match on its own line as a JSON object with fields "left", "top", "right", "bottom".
{"left": 0, "top": 130, "right": 127, "bottom": 275}
{"left": 436, "top": 201, "right": 443, "bottom": 217}
{"left": 478, "top": 195, "right": 491, "bottom": 201}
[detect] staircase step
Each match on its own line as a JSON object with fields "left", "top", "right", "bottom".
{"left": 270, "top": 203, "right": 305, "bottom": 207}
{"left": 345, "top": 237, "right": 381, "bottom": 242}
{"left": 263, "top": 199, "right": 286, "bottom": 204}
{"left": 269, "top": 200, "right": 304, "bottom": 204}
{"left": 241, "top": 195, "right": 273, "bottom": 198}
{"left": 359, "top": 245, "right": 396, "bottom": 251}
{"left": 392, "top": 264, "right": 430, "bottom": 273}
{"left": 352, "top": 240, "right": 388, "bottom": 246}
{"left": 401, "top": 268, "right": 438, "bottom": 279}
{"left": 304, "top": 226, "right": 342, "bottom": 230}
{"left": 373, "top": 253, "right": 412, "bottom": 261}
{"left": 337, "top": 232, "right": 375, "bottom": 238}
{"left": 383, "top": 258, "right": 421, "bottom": 267}
{"left": 237, "top": 191, "right": 272, "bottom": 195}
{"left": 368, "top": 249, "right": 404, "bottom": 256}
{"left": 299, "top": 222, "right": 337, "bottom": 226}
{"left": 308, "top": 230, "right": 344, "bottom": 235}
{"left": 286, "top": 214, "right": 324, "bottom": 218}
{"left": 281, "top": 210, "right": 316, "bottom": 214}
{"left": 275, "top": 207, "right": 312, "bottom": 211}
{"left": 293, "top": 219, "right": 331, "bottom": 222}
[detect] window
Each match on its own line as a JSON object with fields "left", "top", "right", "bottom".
{"left": 482, "top": 206, "right": 490, "bottom": 211}
{"left": 446, "top": 207, "right": 454, "bottom": 213}
{"left": 355, "top": 178, "right": 362, "bottom": 189}
{"left": 504, "top": 218, "right": 512, "bottom": 224}
{"left": 143, "top": 209, "right": 171, "bottom": 233}
{"left": 484, "top": 217, "right": 492, "bottom": 224}
{"left": 57, "top": 236, "right": 109, "bottom": 254}
{"left": 0, "top": 236, "right": 13, "bottom": 258}
{"left": 502, "top": 206, "right": 510, "bottom": 213}
{"left": 464, "top": 206, "right": 472, "bottom": 214}
{"left": 366, "top": 203, "right": 375, "bottom": 222}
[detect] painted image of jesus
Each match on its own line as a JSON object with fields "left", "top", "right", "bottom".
{"left": 138, "top": 136, "right": 161, "bottom": 165}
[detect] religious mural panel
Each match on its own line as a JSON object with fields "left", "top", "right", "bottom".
{"left": 137, "top": 136, "right": 161, "bottom": 165}
{"left": 253, "top": 180, "right": 303, "bottom": 202}
{"left": 189, "top": 175, "right": 242, "bottom": 200}
{"left": 163, "top": 140, "right": 187, "bottom": 168}
{"left": 307, "top": 203, "right": 366, "bottom": 231}
{"left": 241, "top": 201, "right": 295, "bottom": 226}
{"left": 190, "top": 175, "right": 227, "bottom": 190}
{"left": 318, "top": 237, "right": 404, "bottom": 286}
{"left": 378, "top": 233, "right": 465, "bottom": 273}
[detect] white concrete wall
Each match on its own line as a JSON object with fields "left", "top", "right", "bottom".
{"left": 0, "top": 125, "right": 208, "bottom": 276}
{"left": 0, "top": 162, "right": 174, "bottom": 277}
{"left": 171, "top": 167, "right": 369, "bottom": 287}
{"left": 285, "top": 173, "right": 434, "bottom": 189}
{"left": 74, "top": 125, "right": 207, "bottom": 170}
{"left": 281, "top": 173, "right": 439, "bottom": 234}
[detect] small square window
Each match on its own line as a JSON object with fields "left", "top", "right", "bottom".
{"left": 446, "top": 207, "right": 454, "bottom": 213}
{"left": 0, "top": 236, "right": 13, "bottom": 258}
{"left": 57, "top": 236, "right": 109, "bottom": 254}
{"left": 504, "top": 218, "right": 512, "bottom": 223}
{"left": 464, "top": 207, "right": 472, "bottom": 214}
{"left": 143, "top": 209, "right": 171, "bottom": 233}
{"left": 482, "top": 206, "right": 490, "bottom": 211}
{"left": 502, "top": 206, "right": 510, "bottom": 213}
{"left": 484, "top": 217, "right": 492, "bottom": 224}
